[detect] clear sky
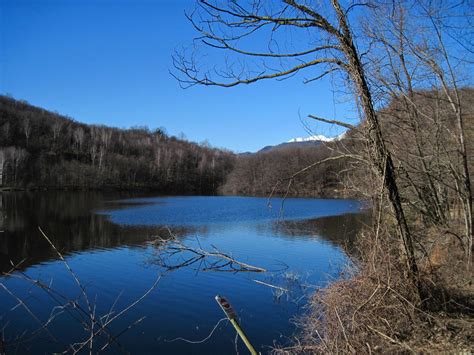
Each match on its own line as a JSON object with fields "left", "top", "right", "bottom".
{"left": 0, "top": 0, "right": 355, "bottom": 152}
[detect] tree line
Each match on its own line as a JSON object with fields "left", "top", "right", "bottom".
{"left": 223, "top": 87, "right": 473, "bottom": 205}
{"left": 2, "top": 90, "right": 471, "bottom": 205}
{"left": 0, "top": 96, "right": 235, "bottom": 194}
{"left": 0, "top": 94, "right": 368, "bottom": 198}
{"left": 222, "top": 139, "right": 358, "bottom": 198}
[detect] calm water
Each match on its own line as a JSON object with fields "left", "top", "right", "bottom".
{"left": 0, "top": 192, "right": 367, "bottom": 354}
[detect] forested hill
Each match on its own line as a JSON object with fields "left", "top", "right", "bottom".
{"left": 222, "top": 88, "right": 474, "bottom": 198}
{"left": 222, "top": 132, "right": 360, "bottom": 198}
{"left": 4, "top": 90, "right": 469, "bottom": 198}
{"left": 0, "top": 96, "right": 235, "bottom": 194}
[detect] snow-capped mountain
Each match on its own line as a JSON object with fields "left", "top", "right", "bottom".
{"left": 256, "top": 132, "right": 346, "bottom": 153}
{"left": 287, "top": 132, "right": 346, "bottom": 143}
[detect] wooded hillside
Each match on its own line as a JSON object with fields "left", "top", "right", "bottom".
{"left": 223, "top": 89, "right": 473, "bottom": 202}
{"left": 0, "top": 96, "right": 235, "bottom": 194}
{"left": 222, "top": 138, "right": 358, "bottom": 198}
{"left": 2, "top": 90, "right": 472, "bottom": 200}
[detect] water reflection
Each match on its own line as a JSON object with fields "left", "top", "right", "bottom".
{"left": 270, "top": 212, "right": 372, "bottom": 249}
{"left": 0, "top": 193, "right": 368, "bottom": 274}
{"left": 0, "top": 192, "right": 199, "bottom": 273}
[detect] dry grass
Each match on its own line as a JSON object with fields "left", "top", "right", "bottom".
{"left": 276, "top": 227, "right": 473, "bottom": 354}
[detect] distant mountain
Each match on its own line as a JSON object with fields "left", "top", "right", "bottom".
{"left": 257, "top": 133, "right": 345, "bottom": 153}
{"left": 288, "top": 133, "right": 345, "bottom": 143}
{"left": 223, "top": 131, "right": 356, "bottom": 198}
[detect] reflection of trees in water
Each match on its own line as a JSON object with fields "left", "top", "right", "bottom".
{"left": 268, "top": 212, "right": 372, "bottom": 249}
{"left": 0, "top": 192, "right": 199, "bottom": 273}
{"left": 0, "top": 192, "right": 367, "bottom": 273}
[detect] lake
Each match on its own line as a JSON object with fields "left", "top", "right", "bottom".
{"left": 0, "top": 192, "right": 367, "bottom": 354}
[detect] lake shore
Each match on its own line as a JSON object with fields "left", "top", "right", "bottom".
{"left": 279, "top": 225, "right": 474, "bottom": 354}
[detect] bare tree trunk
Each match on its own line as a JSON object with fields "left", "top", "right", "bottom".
{"left": 331, "top": 1, "right": 421, "bottom": 292}
{"left": 0, "top": 150, "right": 4, "bottom": 186}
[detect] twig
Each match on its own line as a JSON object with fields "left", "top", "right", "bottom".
{"left": 0, "top": 283, "right": 58, "bottom": 342}
{"left": 253, "top": 280, "right": 288, "bottom": 292}
{"left": 99, "top": 316, "right": 147, "bottom": 352}
{"left": 166, "top": 317, "right": 228, "bottom": 344}
{"left": 153, "top": 233, "right": 266, "bottom": 273}
{"left": 72, "top": 275, "right": 161, "bottom": 354}
{"left": 38, "top": 227, "right": 94, "bottom": 321}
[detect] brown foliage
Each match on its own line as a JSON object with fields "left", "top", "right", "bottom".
{"left": 277, "top": 227, "right": 473, "bottom": 354}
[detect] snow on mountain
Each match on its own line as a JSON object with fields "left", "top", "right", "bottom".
{"left": 255, "top": 132, "right": 347, "bottom": 154}
{"left": 287, "top": 132, "right": 346, "bottom": 143}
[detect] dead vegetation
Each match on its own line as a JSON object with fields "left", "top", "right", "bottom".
{"left": 151, "top": 229, "right": 267, "bottom": 273}
{"left": 275, "top": 221, "right": 473, "bottom": 354}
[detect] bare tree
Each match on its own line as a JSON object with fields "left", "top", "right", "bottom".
{"left": 2, "top": 122, "right": 10, "bottom": 141}
{"left": 363, "top": 0, "right": 473, "bottom": 262}
{"left": 73, "top": 127, "right": 85, "bottom": 153}
{"left": 6, "top": 147, "right": 28, "bottom": 184}
{"left": 0, "top": 150, "right": 4, "bottom": 186}
{"left": 173, "top": 0, "right": 421, "bottom": 293}
{"left": 0, "top": 95, "right": 235, "bottom": 193}
{"left": 416, "top": 1, "right": 473, "bottom": 261}
{"left": 90, "top": 143, "right": 98, "bottom": 166}
{"left": 100, "top": 127, "right": 112, "bottom": 151}
{"left": 22, "top": 117, "right": 32, "bottom": 146}
{"left": 51, "top": 119, "right": 64, "bottom": 147}
{"left": 98, "top": 145, "right": 106, "bottom": 173}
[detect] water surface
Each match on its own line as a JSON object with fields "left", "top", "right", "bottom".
{"left": 0, "top": 192, "right": 367, "bottom": 354}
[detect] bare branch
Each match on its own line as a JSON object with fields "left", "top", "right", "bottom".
{"left": 308, "top": 114, "right": 357, "bottom": 130}
{"left": 174, "top": 56, "right": 347, "bottom": 88}
{"left": 153, "top": 232, "right": 266, "bottom": 273}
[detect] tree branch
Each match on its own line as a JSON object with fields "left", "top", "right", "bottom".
{"left": 308, "top": 114, "right": 357, "bottom": 130}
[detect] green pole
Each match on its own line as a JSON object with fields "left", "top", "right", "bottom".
{"left": 229, "top": 318, "right": 258, "bottom": 355}
{"left": 215, "top": 295, "right": 258, "bottom": 355}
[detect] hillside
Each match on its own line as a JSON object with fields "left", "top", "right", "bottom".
{"left": 2, "top": 91, "right": 471, "bottom": 200}
{"left": 223, "top": 88, "right": 474, "bottom": 200}
{"left": 0, "top": 96, "right": 235, "bottom": 194}
{"left": 222, "top": 134, "right": 360, "bottom": 198}
{"left": 0, "top": 96, "right": 360, "bottom": 198}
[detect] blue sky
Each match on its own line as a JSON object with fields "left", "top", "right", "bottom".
{"left": 1, "top": 0, "right": 355, "bottom": 152}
